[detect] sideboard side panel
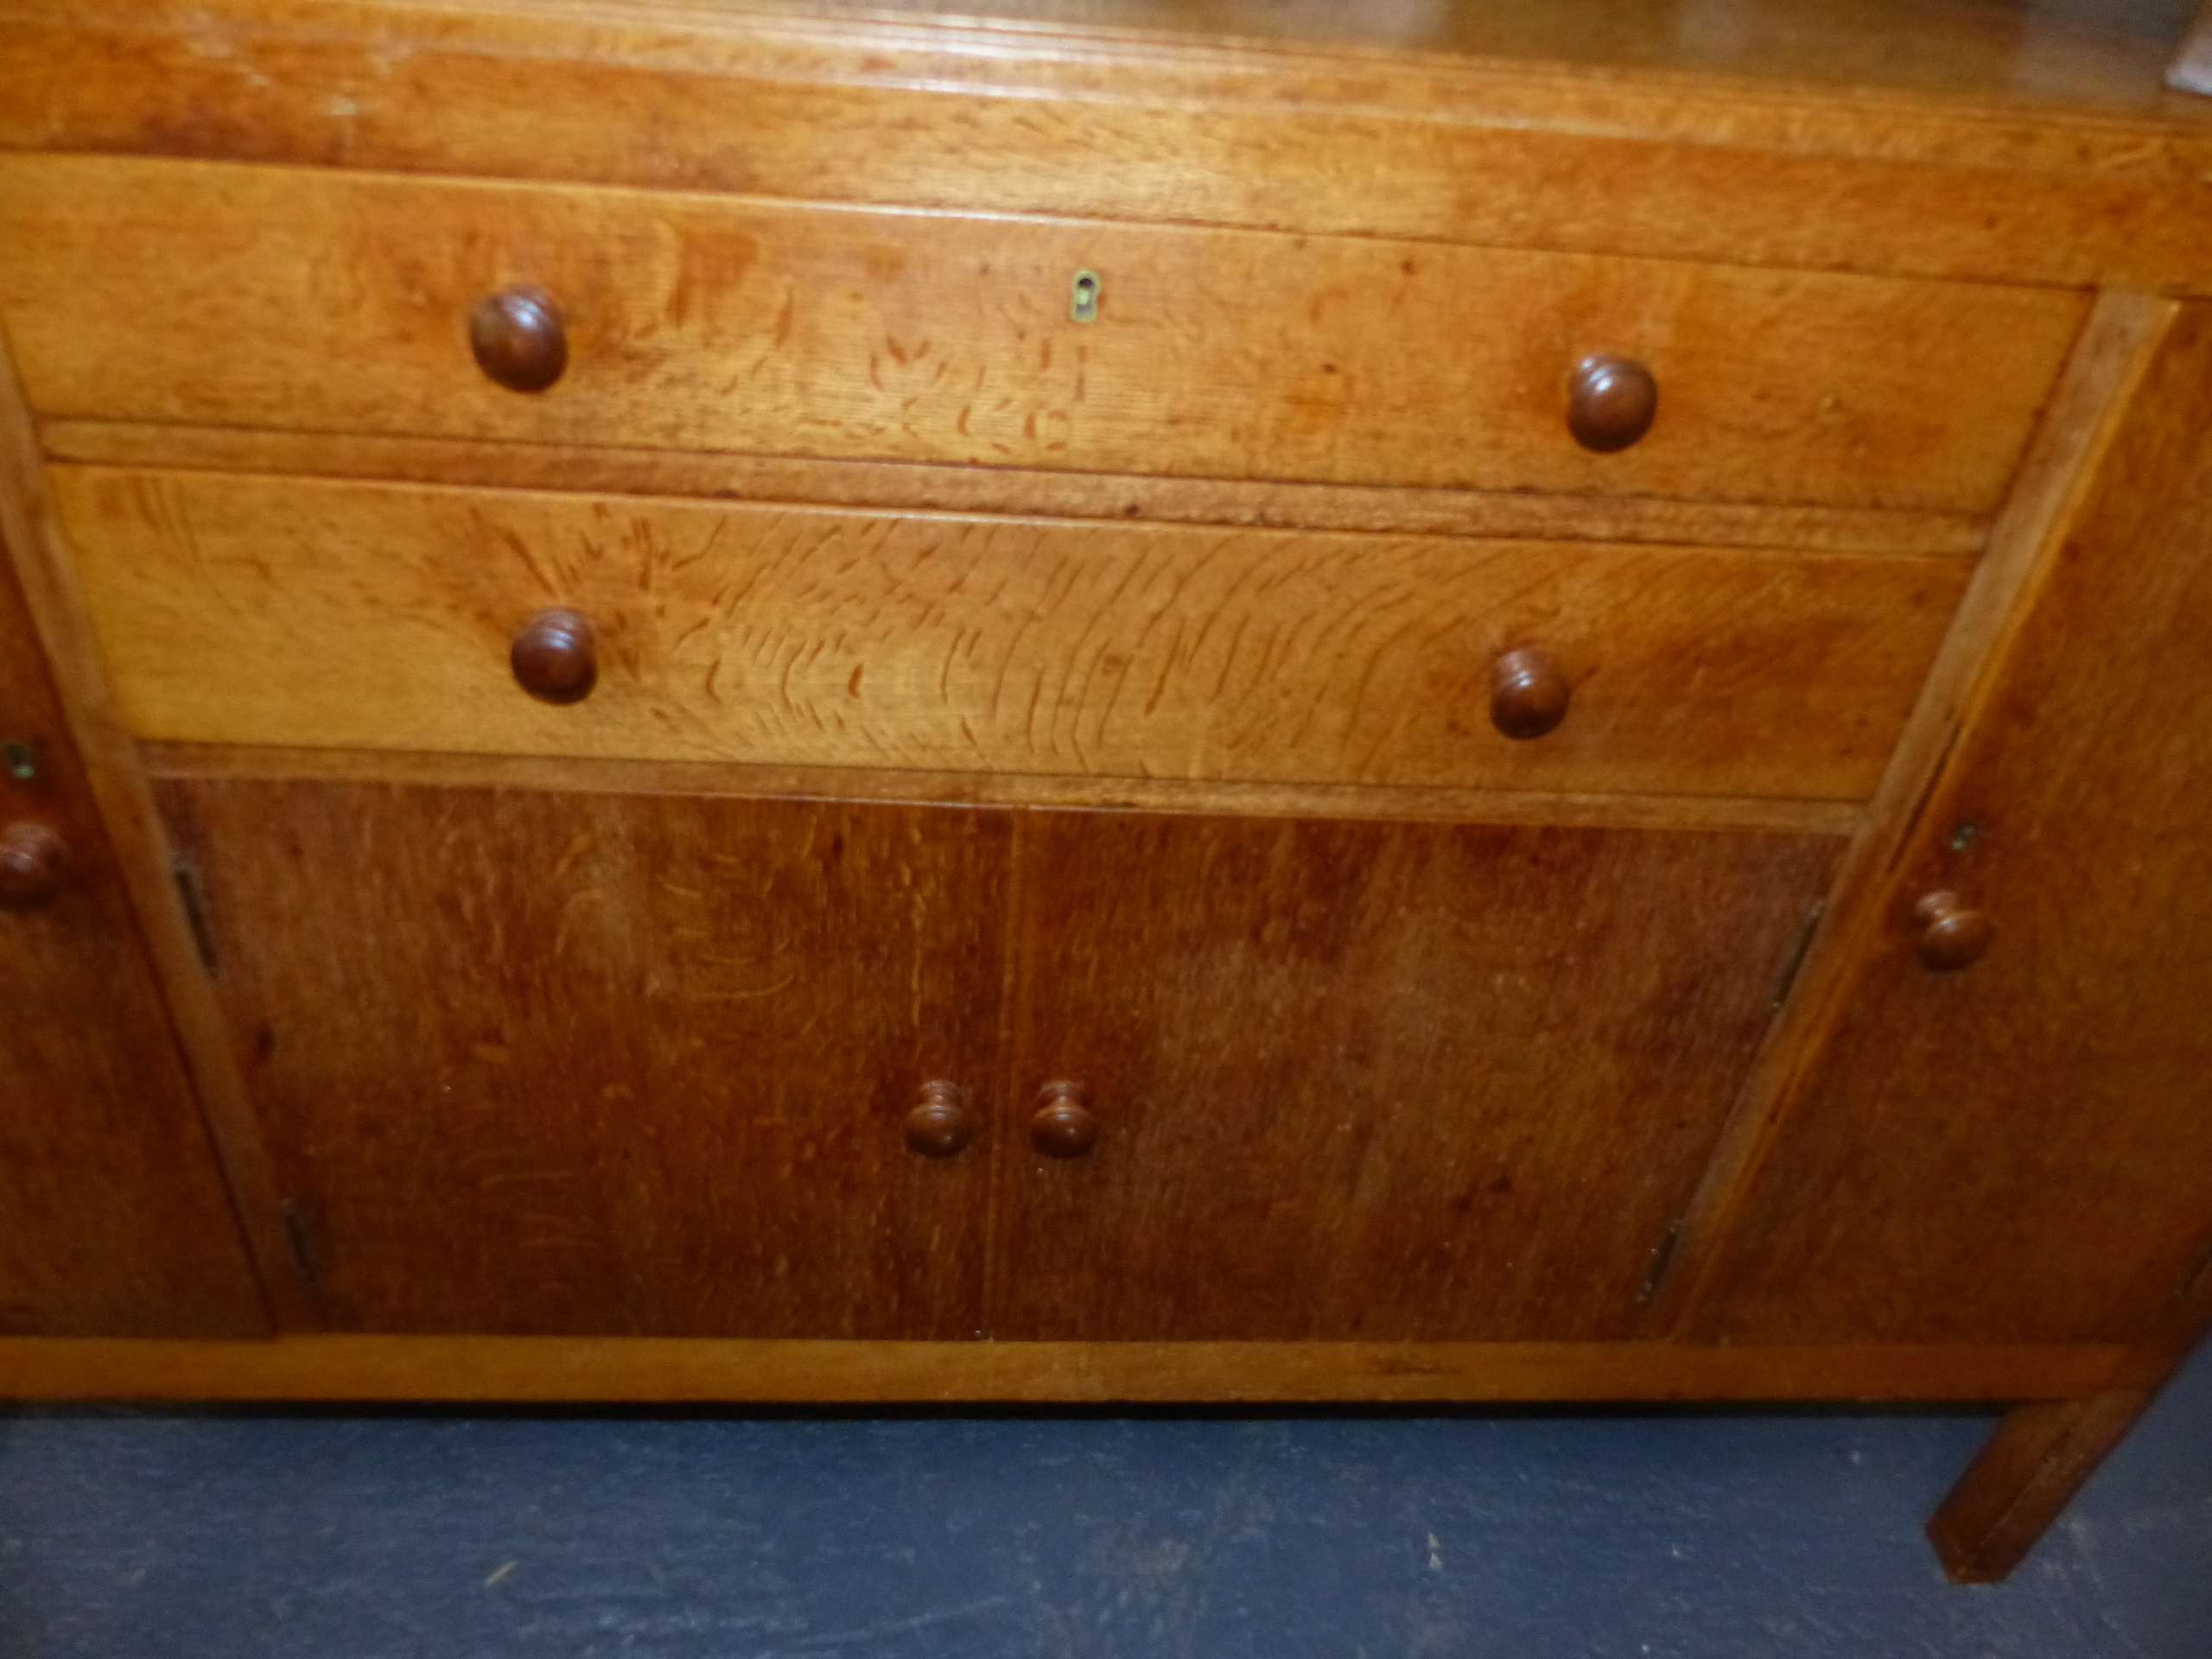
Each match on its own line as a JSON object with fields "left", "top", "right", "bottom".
{"left": 1687, "top": 302, "right": 2212, "bottom": 1346}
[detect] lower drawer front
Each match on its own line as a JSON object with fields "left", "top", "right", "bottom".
{"left": 63, "top": 467, "right": 1967, "bottom": 802}
{"left": 155, "top": 770, "right": 1841, "bottom": 1339}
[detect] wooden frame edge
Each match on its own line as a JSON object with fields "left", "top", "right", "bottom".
{"left": 0, "top": 321, "right": 315, "bottom": 1328}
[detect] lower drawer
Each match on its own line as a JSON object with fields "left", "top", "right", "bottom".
{"left": 63, "top": 467, "right": 1967, "bottom": 801}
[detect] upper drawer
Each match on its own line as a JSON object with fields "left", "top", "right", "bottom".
{"left": 0, "top": 156, "right": 2084, "bottom": 515}
{"left": 57, "top": 467, "right": 1967, "bottom": 802}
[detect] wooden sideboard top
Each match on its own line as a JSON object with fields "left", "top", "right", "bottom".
{"left": 686, "top": 0, "right": 2212, "bottom": 114}
{"left": 6, "top": 0, "right": 2212, "bottom": 293}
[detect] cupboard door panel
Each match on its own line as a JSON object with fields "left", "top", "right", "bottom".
{"left": 1688, "top": 304, "right": 2212, "bottom": 1346}
{"left": 990, "top": 810, "right": 1840, "bottom": 1340}
{"left": 156, "top": 777, "right": 1008, "bottom": 1338}
{"left": 0, "top": 557, "right": 263, "bottom": 1335}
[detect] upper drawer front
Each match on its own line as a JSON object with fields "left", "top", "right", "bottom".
{"left": 59, "top": 467, "right": 1966, "bottom": 802}
{"left": 0, "top": 156, "right": 2083, "bottom": 514}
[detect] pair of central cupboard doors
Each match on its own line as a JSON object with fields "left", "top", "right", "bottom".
{"left": 160, "top": 772, "right": 1839, "bottom": 1342}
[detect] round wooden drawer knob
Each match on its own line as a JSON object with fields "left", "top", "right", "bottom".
{"left": 511, "top": 608, "right": 598, "bottom": 705}
{"left": 1490, "top": 647, "right": 1571, "bottom": 741}
{"left": 469, "top": 285, "right": 568, "bottom": 393}
{"left": 903, "top": 1082, "right": 977, "bottom": 1158}
{"left": 1567, "top": 354, "right": 1658, "bottom": 453}
{"left": 1030, "top": 1082, "right": 1097, "bottom": 1159}
{"left": 1914, "top": 891, "right": 1993, "bottom": 971}
{"left": 0, "top": 820, "right": 70, "bottom": 907}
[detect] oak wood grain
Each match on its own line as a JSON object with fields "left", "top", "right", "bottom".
{"left": 0, "top": 1335, "right": 2129, "bottom": 1406}
{"left": 0, "top": 156, "right": 2086, "bottom": 512}
{"left": 33, "top": 422, "right": 1991, "bottom": 559}
{"left": 989, "top": 809, "right": 1840, "bottom": 1341}
{"left": 1687, "top": 302, "right": 2212, "bottom": 1347}
{"left": 58, "top": 467, "right": 1972, "bottom": 803}
{"left": 6, "top": 0, "right": 2212, "bottom": 294}
{"left": 0, "top": 508, "right": 264, "bottom": 1335}
{"left": 156, "top": 776, "right": 1010, "bottom": 1338}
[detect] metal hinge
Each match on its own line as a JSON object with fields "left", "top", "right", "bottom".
{"left": 2173, "top": 1233, "right": 2212, "bottom": 1304}
{"left": 1770, "top": 899, "right": 1827, "bottom": 1011}
{"left": 1637, "top": 1217, "right": 1684, "bottom": 1306}
{"left": 170, "top": 850, "right": 218, "bottom": 975}
{"left": 279, "top": 1200, "right": 321, "bottom": 1296}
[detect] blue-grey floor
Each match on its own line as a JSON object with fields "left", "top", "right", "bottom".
{"left": 3, "top": 1341, "right": 2208, "bottom": 1659}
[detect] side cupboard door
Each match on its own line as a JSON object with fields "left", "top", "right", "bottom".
{"left": 1689, "top": 303, "right": 2212, "bottom": 1347}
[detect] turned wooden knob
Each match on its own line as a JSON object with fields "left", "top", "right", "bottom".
{"left": 1490, "top": 647, "right": 1571, "bottom": 740}
{"left": 903, "top": 1082, "right": 977, "bottom": 1158}
{"left": 0, "top": 820, "right": 69, "bottom": 907}
{"left": 511, "top": 609, "right": 597, "bottom": 704}
{"left": 1030, "top": 1081, "right": 1097, "bottom": 1159}
{"left": 469, "top": 285, "right": 568, "bottom": 392}
{"left": 1914, "top": 891, "right": 1993, "bottom": 971}
{"left": 1567, "top": 354, "right": 1658, "bottom": 453}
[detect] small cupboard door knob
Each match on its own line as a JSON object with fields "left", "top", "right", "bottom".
{"left": 903, "top": 1082, "right": 977, "bottom": 1158}
{"left": 0, "top": 820, "right": 70, "bottom": 907}
{"left": 469, "top": 285, "right": 568, "bottom": 392}
{"left": 511, "top": 609, "right": 598, "bottom": 704}
{"left": 1490, "top": 647, "right": 1571, "bottom": 740}
{"left": 1914, "top": 891, "right": 1993, "bottom": 971}
{"left": 1030, "top": 1082, "right": 1098, "bottom": 1159}
{"left": 1567, "top": 354, "right": 1658, "bottom": 453}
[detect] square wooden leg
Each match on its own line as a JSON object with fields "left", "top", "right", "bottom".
{"left": 1927, "top": 1389, "right": 2154, "bottom": 1582}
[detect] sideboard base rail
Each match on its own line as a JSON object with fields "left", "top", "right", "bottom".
{"left": 0, "top": 1335, "right": 2124, "bottom": 1406}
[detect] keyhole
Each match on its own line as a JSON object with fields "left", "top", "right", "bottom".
{"left": 1070, "top": 270, "right": 1101, "bottom": 323}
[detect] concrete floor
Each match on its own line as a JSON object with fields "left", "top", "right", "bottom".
{"left": 3, "top": 1339, "right": 2207, "bottom": 1658}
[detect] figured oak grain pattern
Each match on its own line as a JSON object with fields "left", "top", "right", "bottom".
{"left": 0, "top": 156, "right": 2087, "bottom": 512}
{"left": 156, "top": 777, "right": 1011, "bottom": 1338}
{"left": 0, "top": 533, "right": 264, "bottom": 1335}
{"left": 989, "top": 810, "right": 1842, "bottom": 1341}
{"left": 1688, "top": 303, "right": 2212, "bottom": 1348}
{"left": 0, "top": 1334, "right": 2129, "bottom": 1406}
{"left": 59, "top": 468, "right": 1971, "bottom": 804}
{"left": 7, "top": 0, "right": 2212, "bottom": 296}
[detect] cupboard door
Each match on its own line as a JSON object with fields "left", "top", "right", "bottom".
{"left": 156, "top": 777, "right": 1008, "bottom": 1338}
{"left": 1688, "top": 305, "right": 2212, "bottom": 1347}
{"left": 0, "top": 558, "right": 262, "bottom": 1334}
{"left": 990, "top": 810, "right": 1840, "bottom": 1340}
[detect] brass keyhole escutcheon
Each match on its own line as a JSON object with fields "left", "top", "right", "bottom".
{"left": 1070, "top": 270, "right": 1101, "bottom": 324}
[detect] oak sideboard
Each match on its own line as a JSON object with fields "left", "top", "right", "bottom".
{"left": 4, "top": 0, "right": 2212, "bottom": 1582}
